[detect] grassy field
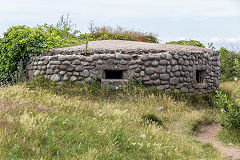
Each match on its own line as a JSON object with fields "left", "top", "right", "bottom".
{"left": 0, "top": 78, "right": 236, "bottom": 159}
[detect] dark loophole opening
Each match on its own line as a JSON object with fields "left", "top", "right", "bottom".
{"left": 196, "top": 70, "right": 205, "bottom": 83}
{"left": 105, "top": 70, "right": 123, "bottom": 79}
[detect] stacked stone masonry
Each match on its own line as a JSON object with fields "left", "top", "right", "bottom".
{"left": 26, "top": 40, "right": 220, "bottom": 93}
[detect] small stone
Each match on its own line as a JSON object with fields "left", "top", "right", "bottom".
{"left": 59, "top": 71, "right": 66, "bottom": 75}
{"left": 140, "top": 55, "right": 148, "bottom": 61}
{"left": 97, "top": 60, "right": 103, "bottom": 65}
{"left": 151, "top": 73, "right": 159, "bottom": 79}
{"left": 136, "top": 60, "right": 144, "bottom": 65}
{"left": 73, "top": 72, "right": 80, "bottom": 76}
{"left": 134, "top": 73, "right": 140, "bottom": 78}
{"left": 81, "top": 69, "right": 89, "bottom": 77}
{"left": 120, "top": 60, "right": 128, "bottom": 65}
{"left": 38, "top": 61, "right": 43, "bottom": 65}
{"left": 148, "top": 54, "right": 155, "bottom": 60}
{"left": 58, "top": 56, "right": 67, "bottom": 61}
{"left": 160, "top": 74, "right": 169, "bottom": 80}
{"left": 152, "top": 61, "right": 159, "bottom": 66}
{"left": 123, "top": 54, "right": 131, "bottom": 60}
{"left": 159, "top": 60, "right": 168, "bottom": 65}
{"left": 167, "top": 65, "right": 172, "bottom": 73}
{"left": 92, "top": 55, "right": 99, "bottom": 61}
{"left": 170, "top": 59, "right": 177, "bottom": 65}
{"left": 170, "top": 77, "right": 179, "bottom": 85}
{"left": 160, "top": 54, "right": 166, "bottom": 59}
{"left": 166, "top": 53, "right": 172, "bottom": 60}
{"left": 160, "top": 80, "right": 168, "bottom": 84}
{"left": 75, "top": 66, "right": 83, "bottom": 72}
{"left": 129, "top": 65, "right": 138, "bottom": 70}
{"left": 46, "top": 69, "right": 53, "bottom": 75}
{"left": 79, "top": 56, "right": 86, "bottom": 61}
{"left": 67, "top": 55, "right": 77, "bottom": 61}
{"left": 62, "top": 74, "right": 69, "bottom": 81}
{"left": 180, "top": 87, "right": 188, "bottom": 92}
{"left": 129, "top": 60, "right": 136, "bottom": 65}
{"left": 86, "top": 57, "right": 93, "bottom": 62}
{"left": 143, "top": 80, "right": 154, "bottom": 85}
{"left": 54, "top": 69, "right": 60, "bottom": 74}
{"left": 42, "top": 66, "right": 47, "bottom": 70}
{"left": 182, "top": 66, "right": 187, "bottom": 71}
{"left": 59, "top": 65, "right": 67, "bottom": 70}
{"left": 143, "top": 75, "right": 150, "bottom": 81}
{"left": 156, "top": 66, "right": 166, "bottom": 74}
{"left": 173, "top": 54, "right": 179, "bottom": 59}
{"left": 62, "top": 61, "right": 71, "bottom": 65}
{"left": 174, "top": 71, "right": 180, "bottom": 76}
{"left": 50, "top": 61, "right": 61, "bottom": 65}
{"left": 183, "top": 55, "right": 188, "bottom": 60}
{"left": 140, "top": 71, "right": 145, "bottom": 77}
{"left": 84, "top": 77, "right": 92, "bottom": 83}
{"left": 82, "top": 62, "right": 89, "bottom": 66}
{"left": 66, "top": 65, "right": 75, "bottom": 72}
{"left": 116, "top": 53, "right": 122, "bottom": 60}
{"left": 158, "top": 84, "right": 169, "bottom": 90}
{"left": 154, "top": 107, "right": 164, "bottom": 111}
{"left": 51, "top": 65, "right": 57, "bottom": 70}
{"left": 72, "top": 59, "right": 81, "bottom": 65}
{"left": 50, "top": 74, "right": 60, "bottom": 82}
{"left": 145, "top": 67, "right": 156, "bottom": 75}
{"left": 178, "top": 58, "right": 184, "bottom": 65}
{"left": 33, "top": 70, "right": 40, "bottom": 76}
{"left": 172, "top": 65, "right": 179, "bottom": 72}
{"left": 144, "top": 61, "right": 151, "bottom": 67}
{"left": 188, "top": 66, "right": 193, "bottom": 72}
{"left": 43, "top": 58, "right": 50, "bottom": 65}
{"left": 184, "top": 60, "right": 189, "bottom": 66}
{"left": 154, "top": 79, "right": 161, "bottom": 85}
{"left": 70, "top": 76, "right": 77, "bottom": 81}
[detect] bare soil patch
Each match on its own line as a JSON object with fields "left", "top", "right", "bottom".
{"left": 196, "top": 123, "right": 240, "bottom": 160}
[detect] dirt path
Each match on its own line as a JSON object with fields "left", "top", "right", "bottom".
{"left": 196, "top": 123, "right": 240, "bottom": 160}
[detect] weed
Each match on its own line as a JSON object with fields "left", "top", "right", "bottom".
{"left": 111, "top": 128, "right": 125, "bottom": 146}
{"left": 141, "top": 113, "right": 166, "bottom": 129}
{"left": 215, "top": 90, "right": 240, "bottom": 129}
{"left": 7, "top": 144, "right": 19, "bottom": 160}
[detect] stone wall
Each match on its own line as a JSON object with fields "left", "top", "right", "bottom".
{"left": 26, "top": 40, "right": 220, "bottom": 93}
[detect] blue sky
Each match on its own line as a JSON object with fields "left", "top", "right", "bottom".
{"left": 0, "top": 0, "right": 239, "bottom": 50}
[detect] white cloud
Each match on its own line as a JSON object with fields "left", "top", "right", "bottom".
{"left": 0, "top": 0, "right": 239, "bottom": 19}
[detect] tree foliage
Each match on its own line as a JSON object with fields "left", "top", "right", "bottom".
{"left": 0, "top": 24, "right": 82, "bottom": 82}
{"left": 219, "top": 48, "right": 240, "bottom": 81}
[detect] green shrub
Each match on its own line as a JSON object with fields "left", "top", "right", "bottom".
{"left": 0, "top": 24, "right": 82, "bottom": 83}
{"left": 166, "top": 40, "right": 205, "bottom": 48}
{"left": 219, "top": 48, "right": 240, "bottom": 82}
{"left": 79, "top": 25, "right": 158, "bottom": 43}
{"left": 215, "top": 90, "right": 240, "bottom": 129}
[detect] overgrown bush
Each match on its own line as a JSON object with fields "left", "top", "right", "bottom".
{"left": 219, "top": 48, "right": 240, "bottom": 82}
{"left": 0, "top": 24, "right": 82, "bottom": 84}
{"left": 166, "top": 40, "right": 205, "bottom": 48}
{"left": 78, "top": 25, "right": 158, "bottom": 43}
{"left": 215, "top": 90, "right": 240, "bottom": 129}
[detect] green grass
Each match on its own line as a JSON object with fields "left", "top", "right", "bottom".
{"left": 0, "top": 78, "right": 225, "bottom": 159}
